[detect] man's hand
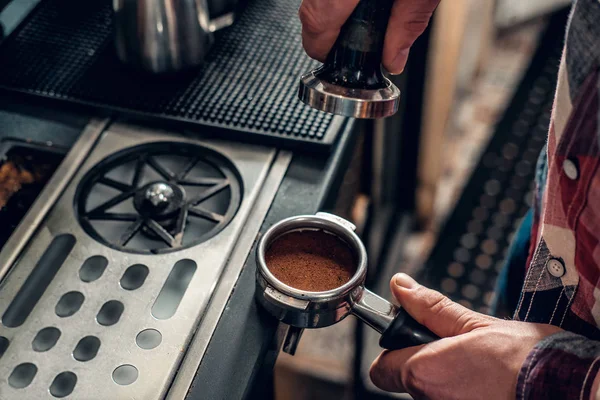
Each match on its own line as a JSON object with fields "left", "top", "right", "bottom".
{"left": 298, "top": 0, "right": 441, "bottom": 74}
{"left": 370, "top": 274, "right": 563, "bottom": 399}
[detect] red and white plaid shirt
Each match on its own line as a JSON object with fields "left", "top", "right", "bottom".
{"left": 514, "top": 0, "right": 600, "bottom": 398}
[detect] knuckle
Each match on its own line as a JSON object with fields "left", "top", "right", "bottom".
{"left": 420, "top": 288, "right": 452, "bottom": 314}
{"left": 298, "top": 3, "right": 323, "bottom": 35}
{"left": 431, "top": 296, "right": 455, "bottom": 316}
{"left": 369, "top": 357, "right": 398, "bottom": 390}
{"left": 418, "top": 287, "right": 492, "bottom": 333}
{"left": 420, "top": 0, "right": 441, "bottom": 13}
{"left": 419, "top": 290, "right": 454, "bottom": 323}
{"left": 402, "top": 358, "right": 426, "bottom": 396}
{"left": 300, "top": 36, "right": 323, "bottom": 61}
{"left": 402, "top": 0, "right": 440, "bottom": 34}
{"left": 369, "top": 360, "right": 382, "bottom": 384}
{"left": 403, "top": 11, "right": 433, "bottom": 34}
{"left": 461, "top": 313, "right": 494, "bottom": 331}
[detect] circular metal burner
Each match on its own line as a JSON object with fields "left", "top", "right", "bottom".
{"left": 75, "top": 142, "right": 242, "bottom": 254}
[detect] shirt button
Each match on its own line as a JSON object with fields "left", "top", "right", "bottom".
{"left": 563, "top": 158, "right": 579, "bottom": 180}
{"left": 546, "top": 258, "right": 566, "bottom": 278}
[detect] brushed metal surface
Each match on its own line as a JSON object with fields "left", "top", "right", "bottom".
{"left": 113, "top": 0, "right": 234, "bottom": 73}
{"left": 298, "top": 70, "right": 400, "bottom": 119}
{"left": 167, "top": 150, "right": 292, "bottom": 400}
{"left": 0, "top": 122, "right": 283, "bottom": 400}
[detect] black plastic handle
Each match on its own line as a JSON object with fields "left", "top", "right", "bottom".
{"left": 379, "top": 308, "right": 439, "bottom": 350}
{"left": 316, "top": 0, "right": 394, "bottom": 90}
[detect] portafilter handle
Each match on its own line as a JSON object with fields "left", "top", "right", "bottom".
{"left": 353, "top": 289, "right": 439, "bottom": 350}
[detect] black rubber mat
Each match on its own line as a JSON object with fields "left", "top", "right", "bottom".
{"left": 0, "top": 0, "right": 343, "bottom": 150}
{"left": 419, "top": 11, "right": 568, "bottom": 314}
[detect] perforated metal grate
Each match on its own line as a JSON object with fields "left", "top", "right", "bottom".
{"left": 0, "top": 0, "right": 343, "bottom": 149}
{"left": 0, "top": 126, "right": 281, "bottom": 400}
{"left": 419, "top": 13, "right": 566, "bottom": 314}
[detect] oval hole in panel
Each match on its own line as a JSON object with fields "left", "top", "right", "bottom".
{"left": 136, "top": 329, "right": 162, "bottom": 350}
{"left": 151, "top": 259, "right": 196, "bottom": 320}
{"left": 8, "top": 363, "right": 37, "bottom": 388}
{"left": 73, "top": 336, "right": 101, "bottom": 361}
{"left": 96, "top": 300, "right": 124, "bottom": 326}
{"left": 79, "top": 256, "right": 108, "bottom": 282}
{"left": 0, "top": 336, "right": 8, "bottom": 359}
{"left": 32, "top": 327, "right": 61, "bottom": 352}
{"left": 2, "top": 234, "right": 76, "bottom": 328}
{"left": 112, "top": 364, "right": 138, "bottom": 385}
{"left": 49, "top": 371, "right": 77, "bottom": 398}
{"left": 120, "top": 264, "right": 149, "bottom": 291}
{"left": 55, "top": 291, "right": 85, "bottom": 318}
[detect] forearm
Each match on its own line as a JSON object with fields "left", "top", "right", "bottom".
{"left": 518, "top": 331, "right": 600, "bottom": 399}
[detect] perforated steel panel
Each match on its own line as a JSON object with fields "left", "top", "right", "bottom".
{"left": 419, "top": 13, "right": 566, "bottom": 313}
{"left": 0, "top": 125, "right": 280, "bottom": 400}
{"left": 0, "top": 0, "right": 344, "bottom": 149}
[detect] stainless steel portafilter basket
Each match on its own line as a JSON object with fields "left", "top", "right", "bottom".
{"left": 255, "top": 213, "right": 438, "bottom": 351}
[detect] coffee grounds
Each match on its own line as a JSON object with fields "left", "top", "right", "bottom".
{"left": 265, "top": 230, "right": 357, "bottom": 292}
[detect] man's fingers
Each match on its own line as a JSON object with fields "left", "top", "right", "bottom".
{"left": 300, "top": 0, "right": 440, "bottom": 72}
{"left": 299, "top": 0, "right": 359, "bottom": 61}
{"left": 369, "top": 347, "right": 423, "bottom": 393}
{"left": 390, "top": 274, "right": 493, "bottom": 338}
{"left": 383, "top": 0, "right": 441, "bottom": 73}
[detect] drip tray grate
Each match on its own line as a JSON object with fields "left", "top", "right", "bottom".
{"left": 0, "top": 125, "right": 281, "bottom": 399}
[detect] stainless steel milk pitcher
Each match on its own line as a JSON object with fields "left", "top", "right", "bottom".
{"left": 113, "top": 0, "right": 234, "bottom": 73}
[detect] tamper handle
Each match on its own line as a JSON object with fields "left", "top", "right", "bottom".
{"left": 379, "top": 308, "right": 439, "bottom": 350}
{"left": 318, "top": 0, "right": 394, "bottom": 90}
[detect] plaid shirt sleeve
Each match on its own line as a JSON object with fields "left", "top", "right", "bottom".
{"left": 517, "top": 332, "right": 600, "bottom": 399}
{"left": 510, "top": 0, "right": 600, "bottom": 398}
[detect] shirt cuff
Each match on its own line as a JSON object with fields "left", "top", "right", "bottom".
{"left": 517, "top": 331, "right": 600, "bottom": 400}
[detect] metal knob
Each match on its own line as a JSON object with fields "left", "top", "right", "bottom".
{"left": 145, "top": 183, "right": 175, "bottom": 209}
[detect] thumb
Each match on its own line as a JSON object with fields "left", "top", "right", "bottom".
{"left": 390, "top": 273, "right": 492, "bottom": 338}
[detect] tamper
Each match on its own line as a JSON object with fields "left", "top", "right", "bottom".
{"left": 298, "top": 0, "right": 401, "bottom": 119}
{"left": 255, "top": 213, "right": 439, "bottom": 351}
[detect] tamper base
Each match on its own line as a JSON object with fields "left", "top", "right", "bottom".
{"left": 298, "top": 68, "right": 401, "bottom": 119}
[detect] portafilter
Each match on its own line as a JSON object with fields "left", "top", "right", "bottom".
{"left": 255, "top": 213, "right": 438, "bottom": 351}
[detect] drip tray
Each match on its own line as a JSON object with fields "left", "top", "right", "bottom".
{"left": 0, "top": 123, "right": 283, "bottom": 399}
